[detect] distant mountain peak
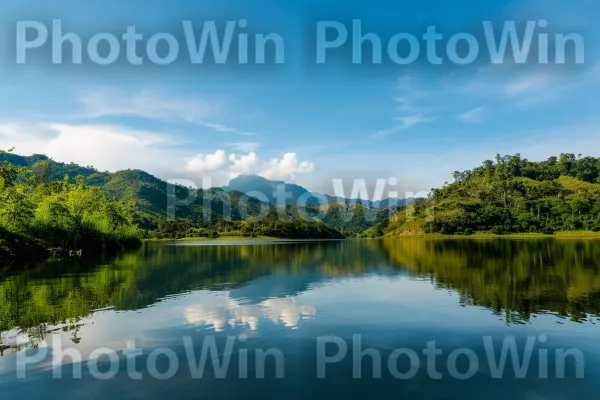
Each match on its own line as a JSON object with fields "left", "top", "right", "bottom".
{"left": 223, "top": 174, "right": 410, "bottom": 208}
{"left": 224, "top": 174, "right": 308, "bottom": 205}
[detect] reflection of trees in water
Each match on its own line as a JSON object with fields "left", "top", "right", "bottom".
{"left": 0, "top": 241, "right": 387, "bottom": 352}
{"left": 380, "top": 238, "right": 600, "bottom": 323}
{"left": 1, "top": 239, "right": 600, "bottom": 354}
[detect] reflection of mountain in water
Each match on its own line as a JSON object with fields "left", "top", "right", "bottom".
{"left": 2, "top": 238, "right": 600, "bottom": 352}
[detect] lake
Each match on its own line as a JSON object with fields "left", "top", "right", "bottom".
{"left": 1, "top": 238, "right": 599, "bottom": 399}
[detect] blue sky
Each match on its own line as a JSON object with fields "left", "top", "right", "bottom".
{"left": 1, "top": 0, "right": 599, "bottom": 197}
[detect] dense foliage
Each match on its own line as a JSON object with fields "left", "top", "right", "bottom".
{"left": 0, "top": 153, "right": 372, "bottom": 242}
{"left": 363, "top": 153, "right": 600, "bottom": 237}
{"left": 151, "top": 214, "right": 343, "bottom": 240}
{"left": 0, "top": 152, "right": 349, "bottom": 266}
{"left": 0, "top": 150, "right": 141, "bottom": 266}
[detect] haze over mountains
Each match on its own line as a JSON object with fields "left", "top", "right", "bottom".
{"left": 223, "top": 174, "right": 410, "bottom": 208}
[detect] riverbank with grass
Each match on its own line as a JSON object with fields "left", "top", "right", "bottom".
{"left": 147, "top": 235, "right": 280, "bottom": 242}
{"left": 369, "top": 231, "right": 600, "bottom": 240}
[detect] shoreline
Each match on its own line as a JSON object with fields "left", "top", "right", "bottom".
{"left": 146, "top": 235, "right": 279, "bottom": 242}
{"left": 146, "top": 231, "right": 600, "bottom": 243}
{"left": 373, "top": 231, "right": 600, "bottom": 240}
{"left": 146, "top": 236, "right": 345, "bottom": 243}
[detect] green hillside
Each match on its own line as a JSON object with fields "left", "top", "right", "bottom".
{"left": 0, "top": 152, "right": 354, "bottom": 266}
{"left": 363, "top": 153, "right": 600, "bottom": 237}
{"left": 0, "top": 153, "right": 389, "bottom": 239}
{"left": 0, "top": 150, "right": 141, "bottom": 266}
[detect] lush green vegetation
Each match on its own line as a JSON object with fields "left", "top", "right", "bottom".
{"left": 150, "top": 213, "right": 342, "bottom": 240}
{"left": 0, "top": 153, "right": 376, "bottom": 242}
{"left": 0, "top": 150, "right": 141, "bottom": 266}
{"left": 0, "top": 152, "right": 349, "bottom": 266}
{"left": 8, "top": 151, "right": 599, "bottom": 252}
{"left": 363, "top": 153, "right": 600, "bottom": 237}
{"left": 0, "top": 153, "right": 395, "bottom": 238}
{"left": 289, "top": 202, "right": 391, "bottom": 237}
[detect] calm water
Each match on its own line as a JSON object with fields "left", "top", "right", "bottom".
{"left": 1, "top": 238, "right": 600, "bottom": 399}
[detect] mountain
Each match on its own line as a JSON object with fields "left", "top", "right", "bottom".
{"left": 223, "top": 173, "right": 411, "bottom": 208}
{"left": 223, "top": 174, "right": 310, "bottom": 205}
{"left": 0, "top": 153, "right": 265, "bottom": 227}
{"left": 0, "top": 153, "right": 403, "bottom": 237}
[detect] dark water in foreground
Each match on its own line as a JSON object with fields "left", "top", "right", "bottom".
{"left": 1, "top": 238, "right": 600, "bottom": 399}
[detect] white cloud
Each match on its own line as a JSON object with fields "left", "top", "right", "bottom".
{"left": 504, "top": 73, "right": 552, "bottom": 96}
{"left": 0, "top": 122, "right": 180, "bottom": 174}
{"left": 78, "top": 88, "right": 216, "bottom": 121}
{"left": 501, "top": 72, "right": 559, "bottom": 106}
{"left": 395, "top": 114, "right": 430, "bottom": 129}
{"left": 227, "top": 152, "right": 261, "bottom": 177}
{"left": 185, "top": 151, "right": 315, "bottom": 181}
{"left": 260, "top": 152, "right": 315, "bottom": 180}
{"left": 397, "top": 75, "right": 421, "bottom": 92}
{"left": 0, "top": 122, "right": 316, "bottom": 187}
{"left": 373, "top": 75, "right": 437, "bottom": 139}
{"left": 77, "top": 88, "right": 254, "bottom": 135}
{"left": 229, "top": 142, "right": 261, "bottom": 152}
{"left": 371, "top": 114, "right": 431, "bottom": 138}
{"left": 459, "top": 61, "right": 600, "bottom": 108}
{"left": 393, "top": 76, "right": 431, "bottom": 111}
{"left": 387, "top": 121, "right": 600, "bottom": 194}
{"left": 184, "top": 149, "right": 229, "bottom": 173}
{"left": 371, "top": 125, "right": 404, "bottom": 138}
{"left": 458, "top": 105, "right": 487, "bottom": 123}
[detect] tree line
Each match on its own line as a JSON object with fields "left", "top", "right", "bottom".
{"left": 0, "top": 149, "right": 141, "bottom": 266}
{"left": 0, "top": 151, "right": 344, "bottom": 267}
{"left": 362, "top": 153, "right": 600, "bottom": 237}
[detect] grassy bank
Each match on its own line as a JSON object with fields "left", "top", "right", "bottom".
{"left": 374, "top": 230, "right": 600, "bottom": 240}
{"left": 0, "top": 151, "right": 143, "bottom": 269}
{"left": 148, "top": 235, "right": 280, "bottom": 242}
{"left": 155, "top": 231, "right": 600, "bottom": 243}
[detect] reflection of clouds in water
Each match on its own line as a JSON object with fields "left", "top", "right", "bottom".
{"left": 184, "top": 295, "right": 316, "bottom": 332}
{"left": 263, "top": 298, "right": 316, "bottom": 328}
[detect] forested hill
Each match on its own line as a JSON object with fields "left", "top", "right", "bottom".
{"left": 0, "top": 152, "right": 257, "bottom": 226}
{"left": 0, "top": 152, "right": 393, "bottom": 244}
{"left": 362, "top": 154, "right": 600, "bottom": 237}
{"left": 0, "top": 151, "right": 350, "bottom": 266}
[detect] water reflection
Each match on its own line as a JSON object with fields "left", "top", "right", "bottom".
{"left": 184, "top": 295, "right": 316, "bottom": 331}
{"left": 381, "top": 238, "right": 600, "bottom": 323}
{"left": 1, "top": 238, "right": 600, "bottom": 353}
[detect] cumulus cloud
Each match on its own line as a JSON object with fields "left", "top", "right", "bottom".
{"left": 0, "top": 122, "right": 316, "bottom": 187}
{"left": 185, "top": 151, "right": 315, "bottom": 181}
{"left": 260, "top": 153, "right": 315, "bottom": 180}
{"left": 0, "top": 122, "right": 180, "bottom": 174}
{"left": 184, "top": 149, "right": 229, "bottom": 173}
